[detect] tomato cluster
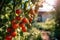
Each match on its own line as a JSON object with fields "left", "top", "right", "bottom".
{"left": 5, "top": 27, "right": 16, "bottom": 40}
{"left": 5, "top": 8, "right": 36, "bottom": 40}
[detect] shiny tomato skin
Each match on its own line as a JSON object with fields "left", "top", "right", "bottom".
{"left": 22, "top": 27, "right": 27, "bottom": 32}
{"left": 12, "top": 23, "right": 18, "bottom": 29}
{"left": 22, "top": 18, "right": 29, "bottom": 23}
{"left": 19, "top": 23, "right": 25, "bottom": 27}
{"left": 11, "top": 32, "right": 17, "bottom": 37}
{"left": 16, "top": 9, "right": 22, "bottom": 14}
{"left": 5, "top": 35, "right": 12, "bottom": 40}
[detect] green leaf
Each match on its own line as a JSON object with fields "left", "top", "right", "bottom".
{"left": 20, "top": 31, "right": 23, "bottom": 36}
{"left": 5, "top": 0, "right": 12, "bottom": 4}
{"left": 36, "top": 34, "right": 42, "bottom": 40}
{"left": 2, "top": 18, "right": 8, "bottom": 23}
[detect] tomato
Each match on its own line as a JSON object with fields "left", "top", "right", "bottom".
{"left": 29, "top": 9, "right": 35, "bottom": 15}
{"left": 19, "top": 23, "right": 25, "bottom": 27}
{"left": 22, "top": 18, "right": 29, "bottom": 23}
{"left": 34, "top": 9, "right": 38, "bottom": 13}
{"left": 15, "top": 16, "right": 21, "bottom": 21}
{"left": 22, "top": 26, "right": 27, "bottom": 32}
{"left": 16, "top": 9, "right": 22, "bottom": 14}
{"left": 12, "top": 23, "right": 18, "bottom": 29}
{"left": 11, "top": 19, "right": 16, "bottom": 24}
{"left": 11, "top": 32, "right": 17, "bottom": 37}
{"left": 5, "top": 35, "right": 12, "bottom": 40}
{"left": 7, "top": 27, "right": 12, "bottom": 33}
{"left": 29, "top": 18, "right": 33, "bottom": 23}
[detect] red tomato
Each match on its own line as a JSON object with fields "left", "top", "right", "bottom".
{"left": 16, "top": 9, "right": 22, "bottom": 14}
{"left": 19, "top": 23, "right": 25, "bottom": 27}
{"left": 11, "top": 19, "right": 16, "bottom": 24}
{"left": 29, "top": 9, "right": 35, "bottom": 15}
{"left": 34, "top": 9, "right": 38, "bottom": 13}
{"left": 11, "top": 32, "right": 17, "bottom": 37}
{"left": 5, "top": 35, "right": 12, "bottom": 40}
{"left": 29, "top": 18, "right": 33, "bottom": 23}
{"left": 22, "top": 18, "right": 29, "bottom": 23}
{"left": 15, "top": 16, "right": 21, "bottom": 21}
{"left": 12, "top": 23, "right": 18, "bottom": 29}
{"left": 22, "top": 27, "right": 27, "bottom": 32}
{"left": 7, "top": 27, "right": 12, "bottom": 33}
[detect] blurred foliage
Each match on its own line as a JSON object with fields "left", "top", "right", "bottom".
{"left": 54, "top": 1, "right": 60, "bottom": 39}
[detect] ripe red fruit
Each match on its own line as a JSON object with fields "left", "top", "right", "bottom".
{"left": 16, "top": 9, "right": 22, "bottom": 14}
{"left": 11, "top": 32, "right": 17, "bottom": 37}
{"left": 34, "top": 9, "right": 38, "bottom": 13}
{"left": 15, "top": 16, "right": 21, "bottom": 21}
{"left": 29, "top": 18, "right": 33, "bottom": 23}
{"left": 7, "top": 27, "right": 12, "bottom": 33}
{"left": 22, "top": 18, "right": 29, "bottom": 23}
{"left": 12, "top": 23, "right": 18, "bottom": 29}
{"left": 5, "top": 35, "right": 12, "bottom": 40}
{"left": 19, "top": 23, "right": 25, "bottom": 27}
{"left": 29, "top": 9, "right": 35, "bottom": 15}
{"left": 22, "top": 27, "right": 27, "bottom": 32}
{"left": 11, "top": 19, "right": 16, "bottom": 24}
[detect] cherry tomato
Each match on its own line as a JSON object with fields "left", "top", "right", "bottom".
{"left": 16, "top": 9, "right": 22, "bottom": 14}
{"left": 34, "top": 9, "right": 38, "bottom": 13}
{"left": 22, "top": 18, "right": 29, "bottom": 23}
{"left": 22, "top": 26, "right": 27, "bottom": 32}
{"left": 19, "top": 23, "right": 25, "bottom": 27}
{"left": 12, "top": 23, "right": 18, "bottom": 29}
{"left": 5, "top": 35, "right": 12, "bottom": 40}
{"left": 11, "top": 19, "right": 16, "bottom": 24}
{"left": 15, "top": 16, "right": 21, "bottom": 21}
{"left": 29, "top": 18, "right": 33, "bottom": 23}
{"left": 29, "top": 9, "right": 35, "bottom": 15}
{"left": 7, "top": 27, "right": 12, "bottom": 33}
{"left": 11, "top": 32, "right": 17, "bottom": 37}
